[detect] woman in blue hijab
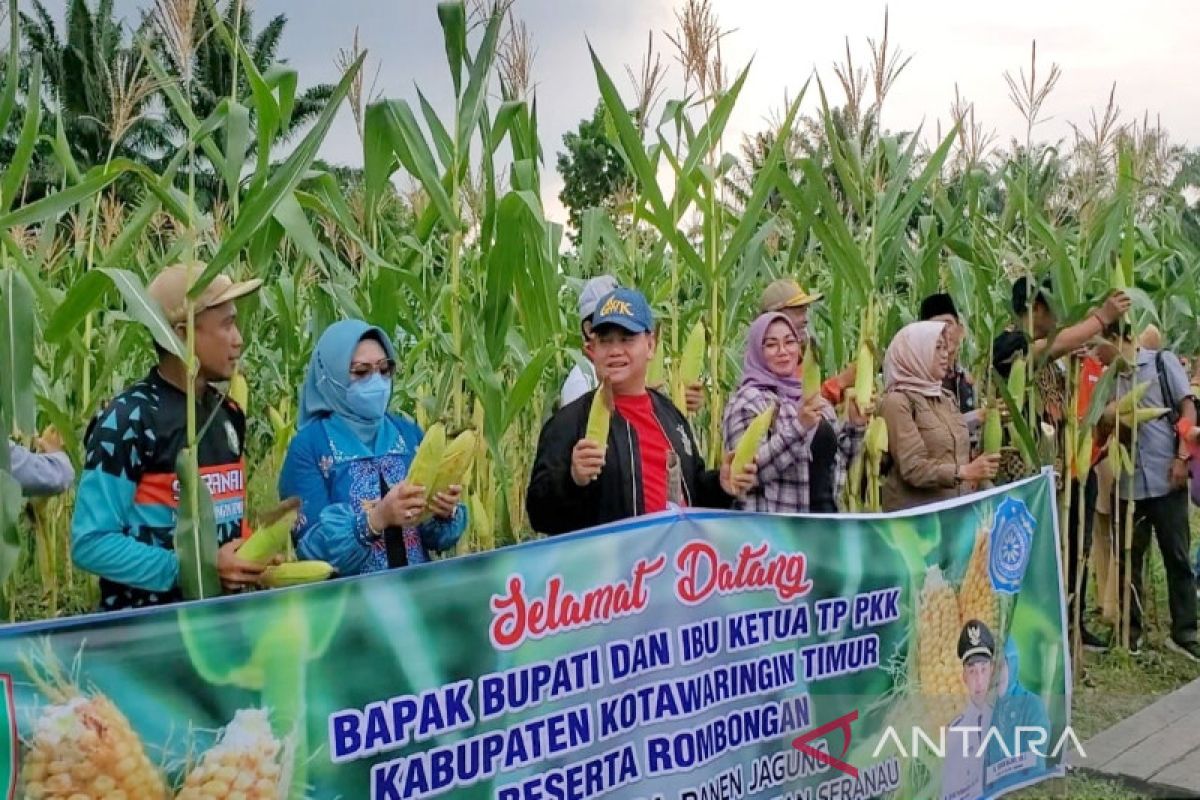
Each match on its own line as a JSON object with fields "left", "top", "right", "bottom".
{"left": 983, "top": 637, "right": 1051, "bottom": 795}
{"left": 279, "top": 320, "right": 467, "bottom": 576}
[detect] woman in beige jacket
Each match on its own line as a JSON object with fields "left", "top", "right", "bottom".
{"left": 880, "top": 321, "right": 999, "bottom": 511}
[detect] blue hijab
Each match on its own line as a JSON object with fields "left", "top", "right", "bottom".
{"left": 298, "top": 320, "right": 398, "bottom": 449}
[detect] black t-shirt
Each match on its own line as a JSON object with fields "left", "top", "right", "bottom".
{"left": 809, "top": 420, "right": 838, "bottom": 513}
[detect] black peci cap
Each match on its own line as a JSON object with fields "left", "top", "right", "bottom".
{"left": 957, "top": 619, "right": 996, "bottom": 664}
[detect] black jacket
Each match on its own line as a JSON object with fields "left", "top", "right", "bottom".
{"left": 526, "top": 388, "right": 733, "bottom": 535}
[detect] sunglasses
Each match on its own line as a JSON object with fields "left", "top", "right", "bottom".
{"left": 349, "top": 359, "right": 397, "bottom": 380}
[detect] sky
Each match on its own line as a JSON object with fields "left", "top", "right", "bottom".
{"left": 31, "top": 0, "right": 1200, "bottom": 225}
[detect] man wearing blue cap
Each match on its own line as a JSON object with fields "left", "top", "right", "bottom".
{"left": 528, "top": 288, "right": 756, "bottom": 534}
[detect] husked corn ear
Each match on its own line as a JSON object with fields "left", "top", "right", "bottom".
{"left": 228, "top": 372, "right": 249, "bottom": 412}
{"left": 853, "top": 342, "right": 874, "bottom": 410}
{"left": 731, "top": 404, "right": 775, "bottom": 476}
{"left": 261, "top": 561, "right": 334, "bottom": 588}
{"left": 1114, "top": 381, "right": 1152, "bottom": 415}
{"left": 239, "top": 499, "right": 300, "bottom": 564}
{"left": 21, "top": 694, "right": 167, "bottom": 799}
{"left": 801, "top": 345, "right": 821, "bottom": 398}
{"left": 1006, "top": 357, "right": 1026, "bottom": 401}
{"left": 917, "top": 566, "right": 963, "bottom": 730}
{"left": 958, "top": 532, "right": 999, "bottom": 635}
{"left": 982, "top": 407, "right": 1003, "bottom": 455}
{"left": 585, "top": 382, "right": 612, "bottom": 449}
{"left": 408, "top": 423, "right": 446, "bottom": 490}
{"left": 176, "top": 709, "right": 286, "bottom": 800}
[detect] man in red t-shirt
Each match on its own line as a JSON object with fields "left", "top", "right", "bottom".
{"left": 526, "top": 288, "right": 756, "bottom": 535}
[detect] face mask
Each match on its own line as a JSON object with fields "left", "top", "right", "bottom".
{"left": 345, "top": 373, "right": 391, "bottom": 421}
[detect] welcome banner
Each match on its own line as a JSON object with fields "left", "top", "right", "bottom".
{"left": 0, "top": 472, "right": 1068, "bottom": 800}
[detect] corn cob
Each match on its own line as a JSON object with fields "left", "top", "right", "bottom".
{"left": 1111, "top": 262, "right": 1127, "bottom": 292}
{"left": 228, "top": 372, "right": 249, "bottom": 412}
{"left": 853, "top": 342, "right": 874, "bottom": 410}
{"left": 176, "top": 709, "right": 286, "bottom": 800}
{"left": 673, "top": 321, "right": 706, "bottom": 411}
{"left": 261, "top": 561, "right": 334, "bottom": 588}
{"left": 801, "top": 345, "right": 821, "bottom": 398}
{"left": 238, "top": 502, "right": 300, "bottom": 565}
{"left": 585, "top": 382, "right": 612, "bottom": 450}
{"left": 408, "top": 423, "right": 446, "bottom": 491}
{"left": 1006, "top": 356, "right": 1026, "bottom": 401}
{"left": 1119, "top": 407, "right": 1169, "bottom": 426}
{"left": 1114, "top": 381, "right": 1152, "bottom": 414}
{"left": 20, "top": 651, "right": 168, "bottom": 800}
{"left": 731, "top": 405, "right": 775, "bottom": 476}
{"left": 647, "top": 346, "right": 667, "bottom": 389}
{"left": 470, "top": 494, "right": 493, "bottom": 552}
{"left": 982, "top": 407, "right": 1003, "bottom": 455}
{"left": 916, "top": 566, "right": 963, "bottom": 731}
{"left": 1076, "top": 430, "right": 1094, "bottom": 476}
{"left": 958, "top": 532, "right": 999, "bottom": 635}
{"left": 418, "top": 431, "right": 477, "bottom": 522}
{"left": 865, "top": 416, "right": 888, "bottom": 462}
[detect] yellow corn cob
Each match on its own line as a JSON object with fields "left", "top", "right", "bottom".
{"left": 1114, "top": 381, "right": 1152, "bottom": 415}
{"left": 176, "top": 709, "right": 286, "bottom": 800}
{"left": 801, "top": 345, "right": 821, "bottom": 398}
{"left": 238, "top": 500, "right": 300, "bottom": 564}
{"left": 959, "top": 532, "right": 999, "bottom": 635}
{"left": 853, "top": 342, "right": 874, "bottom": 410}
{"left": 1006, "top": 356, "right": 1026, "bottom": 401}
{"left": 261, "top": 561, "right": 334, "bottom": 588}
{"left": 585, "top": 382, "right": 612, "bottom": 449}
{"left": 408, "top": 423, "right": 446, "bottom": 490}
{"left": 678, "top": 321, "right": 706, "bottom": 387}
{"left": 982, "top": 407, "right": 1003, "bottom": 455}
{"left": 917, "top": 566, "right": 964, "bottom": 731}
{"left": 21, "top": 692, "right": 167, "bottom": 799}
{"left": 731, "top": 405, "right": 775, "bottom": 476}
{"left": 228, "top": 372, "right": 249, "bottom": 412}
{"left": 268, "top": 406, "right": 288, "bottom": 436}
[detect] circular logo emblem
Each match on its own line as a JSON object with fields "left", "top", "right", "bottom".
{"left": 225, "top": 420, "right": 240, "bottom": 454}
{"left": 989, "top": 497, "right": 1035, "bottom": 594}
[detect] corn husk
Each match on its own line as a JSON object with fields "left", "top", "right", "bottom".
{"left": 673, "top": 321, "right": 706, "bottom": 410}
{"left": 1006, "top": 356, "right": 1026, "bottom": 401}
{"left": 586, "top": 382, "right": 612, "bottom": 449}
{"left": 408, "top": 423, "right": 446, "bottom": 490}
{"left": 239, "top": 499, "right": 301, "bottom": 564}
{"left": 228, "top": 372, "right": 249, "bottom": 412}
{"left": 731, "top": 405, "right": 775, "bottom": 476}
{"left": 982, "top": 407, "right": 1003, "bottom": 455}
{"left": 1114, "top": 381, "right": 1152, "bottom": 415}
{"left": 261, "top": 561, "right": 334, "bottom": 588}
{"left": 801, "top": 346, "right": 821, "bottom": 398}
{"left": 853, "top": 342, "right": 874, "bottom": 410}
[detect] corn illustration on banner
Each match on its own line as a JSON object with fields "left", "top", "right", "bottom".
{"left": 0, "top": 472, "right": 1068, "bottom": 800}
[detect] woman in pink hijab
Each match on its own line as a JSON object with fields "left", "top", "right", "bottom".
{"left": 879, "top": 321, "right": 999, "bottom": 511}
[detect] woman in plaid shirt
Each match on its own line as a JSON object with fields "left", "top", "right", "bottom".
{"left": 723, "top": 313, "right": 866, "bottom": 513}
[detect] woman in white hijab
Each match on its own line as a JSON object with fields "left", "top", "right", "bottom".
{"left": 879, "top": 321, "right": 999, "bottom": 511}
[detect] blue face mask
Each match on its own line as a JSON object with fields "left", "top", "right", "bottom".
{"left": 345, "top": 373, "right": 391, "bottom": 421}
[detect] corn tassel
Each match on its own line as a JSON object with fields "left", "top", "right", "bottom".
{"left": 731, "top": 405, "right": 775, "bottom": 476}
{"left": 916, "top": 566, "right": 963, "bottom": 730}
{"left": 586, "top": 382, "right": 612, "bottom": 449}
{"left": 261, "top": 561, "right": 335, "bottom": 588}
{"left": 176, "top": 709, "right": 287, "bottom": 800}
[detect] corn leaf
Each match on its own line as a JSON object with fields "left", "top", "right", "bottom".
{"left": 195, "top": 53, "right": 364, "bottom": 296}
{"left": 175, "top": 447, "right": 221, "bottom": 601}
{"left": 0, "top": 0, "right": 18, "bottom": 135}
{"left": 0, "top": 470, "right": 23, "bottom": 606}
{"left": 502, "top": 346, "right": 556, "bottom": 433}
{"left": 456, "top": 5, "right": 503, "bottom": 148}
{"left": 437, "top": 0, "right": 467, "bottom": 95}
{"left": 377, "top": 99, "right": 459, "bottom": 230}
{"left": 273, "top": 191, "right": 324, "bottom": 267}
{"left": 0, "top": 160, "right": 131, "bottom": 229}
{"left": 0, "top": 270, "right": 36, "bottom": 435}
{"left": 222, "top": 99, "right": 251, "bottom": 201}
{"left": 0, "top": 55, "right": 40, "bottom": 213}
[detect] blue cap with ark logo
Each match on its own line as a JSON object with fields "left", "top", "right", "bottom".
{"left": 590, "top": 288, "right": 655, "bottom": 334}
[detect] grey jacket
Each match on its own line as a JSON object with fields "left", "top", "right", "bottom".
{"left": 9, "top": 442, "right": 74, "bottom": 496}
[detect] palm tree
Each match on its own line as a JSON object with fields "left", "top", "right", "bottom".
{"left": 152, "top": 0, "right": 335, "bottom": 205}
{"left": 21, "top": 0, "right": 170, "bottom": 170}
